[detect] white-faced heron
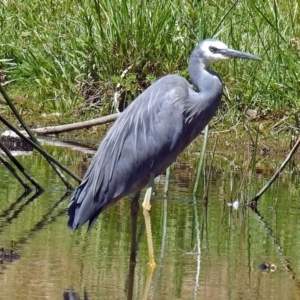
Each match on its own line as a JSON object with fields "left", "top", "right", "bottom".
{"left": 68, "top": 38, "right": 261, "bottom": 266}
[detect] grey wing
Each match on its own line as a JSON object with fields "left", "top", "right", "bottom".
{"left": 68, "top": 75, "right": 189, "bottom": 229}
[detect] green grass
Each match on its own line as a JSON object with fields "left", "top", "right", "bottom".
{"left": 0, "top": 0, "right": 299, "bottom": 124}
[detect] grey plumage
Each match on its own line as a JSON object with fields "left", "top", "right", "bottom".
{"left": 68, "top": 38, "right": 260, "bottom": 230}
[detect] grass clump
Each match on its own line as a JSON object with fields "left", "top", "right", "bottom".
{"left": 0, "top": 0, "right": 299, "bottom": 125}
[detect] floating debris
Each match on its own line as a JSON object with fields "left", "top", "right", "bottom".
{"left": 0, "top": 130, "right": 33, "bottom": 152}
{"left": 227, "top": 200, "right": 239, "bottom": 210}
{"left": 0, "top": 247, "right": 20, "bottom": 263}
{"left": 259, "top": 262, "right": 278, "bottom": 273}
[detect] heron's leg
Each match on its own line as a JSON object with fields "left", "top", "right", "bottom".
{"left": 142, "top": 174, "right": 156, "bottom": 267}
{"left": 142, "top": 175, "right": 154, "bottom": 211}
{"left": 127, "top": 192, "right": 140, "bottom": 300}
{"left": 130, "top": 192, "right": 140, "bottom": 263}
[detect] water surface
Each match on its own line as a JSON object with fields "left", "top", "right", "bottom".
{"left": 0, "top": 141, "right": 300, "bottom": 300}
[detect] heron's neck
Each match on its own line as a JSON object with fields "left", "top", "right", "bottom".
{"left": 184, "top": 57, "right": 223, "bottom": 140}
{"left": 188, "top": 58, "right": 223, "bottom": 107}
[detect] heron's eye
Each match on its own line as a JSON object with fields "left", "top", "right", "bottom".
{"left": 209, "top": 46, "right": 218, "bottom": 53}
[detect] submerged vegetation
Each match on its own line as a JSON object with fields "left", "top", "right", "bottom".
{"left": 0, "top": 0, "right": 299, "bottom": 126}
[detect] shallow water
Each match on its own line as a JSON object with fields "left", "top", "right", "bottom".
{"left": 1, "top": 141, "right": 300, "bottom": 300}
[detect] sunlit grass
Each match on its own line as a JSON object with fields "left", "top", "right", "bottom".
{"left": 0, "top": 0, "right": 299, "bottom": 122}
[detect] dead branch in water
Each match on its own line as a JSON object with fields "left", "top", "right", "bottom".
{"left": 249, "top": 135, "right": 300, "bottom": 208}
{"left": 32, "top": 113, "right": 120, "bottom": 136}
{"left": 0, "top": 140, "right": 42, "bottom": 191}
{"left": 0, "top": 115, "right": 81, "bottom": 185}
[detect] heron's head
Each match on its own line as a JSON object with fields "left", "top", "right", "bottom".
{"left": 191, "top": 39, "right": 261, "bottom": 69}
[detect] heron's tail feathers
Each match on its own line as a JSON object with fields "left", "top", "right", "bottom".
{"left": 67, "top": 179, "right": 102, "bottom": 231}
{"left": 67, "top": 184, "right": 85, "bottom": 230}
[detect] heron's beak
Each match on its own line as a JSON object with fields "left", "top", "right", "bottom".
{"left": 220, "top": 49, "right": 261, "bottom": 61}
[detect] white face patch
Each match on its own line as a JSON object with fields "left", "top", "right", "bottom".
{"left": 200, "top": 40, "right": 230, "bottom": 66}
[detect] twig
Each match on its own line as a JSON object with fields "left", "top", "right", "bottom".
{"left": 271, "top": 116, "right": 288, "bottom": 129}
{"left": 210, "top": 122, "right": 242, "bottom": 135}
{"left": 0, "top": 140, "right": 42, "bottom": 191}
{"left": 249, "top": 135, "right": 300, "bottom": 207}
{"left": 32, "top": 113, "right": 119, "bottom": 135}
{"left": 0, "top": 115, "right": 81, "bottom": 184}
